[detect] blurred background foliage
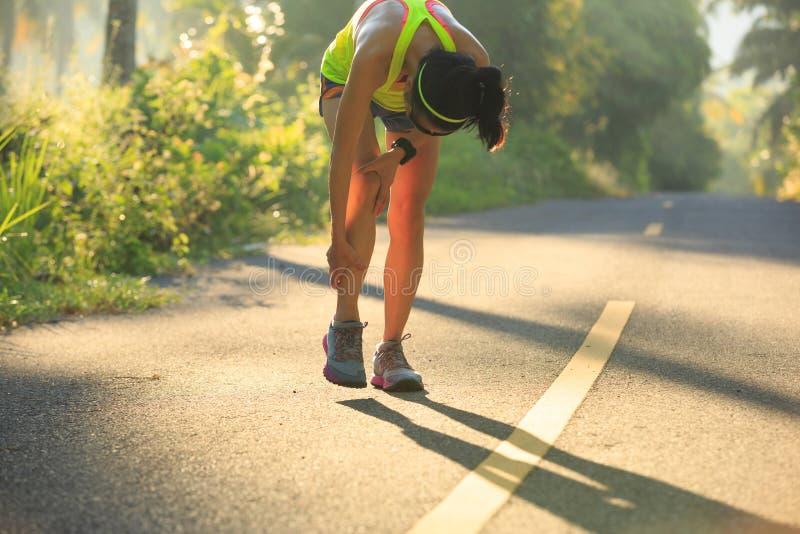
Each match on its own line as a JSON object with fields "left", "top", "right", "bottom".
{"left": 0, "top": 0, "right": 797, "bottom": 327}
{"left": 701, "top": 0, "right": 800, "bottom": 199}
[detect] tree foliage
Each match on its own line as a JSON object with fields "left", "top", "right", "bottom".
{"left": 450, "top": 0, "right": 604, "bottom": 122}
{"left": 709, "top": 0, "right": 800, "bottom": 82}
{"left": 649, "top": 98, "right": 722, "bottom": 191}
{"left": 777, "top": 114, "right": 800, "bottom": 201}
{"left": 714, "top": 0, "right": 800, "bottom": 197}
{"left": 271, "top": 0, "right": 355, "bottom": 70}
{"left": 568, "top": 0, "right": 713, "bottom": 188}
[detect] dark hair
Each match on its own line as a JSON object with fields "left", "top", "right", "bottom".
{"left": 411, "top": 49, "right": 508, "bottom": 151}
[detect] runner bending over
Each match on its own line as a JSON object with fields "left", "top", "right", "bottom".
{"left": 320, "top": 0, "right": 508, "bottom": 391}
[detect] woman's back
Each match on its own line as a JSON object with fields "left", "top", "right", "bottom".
{"left": 321, "top": 0, "right": 459, "bottom": 111}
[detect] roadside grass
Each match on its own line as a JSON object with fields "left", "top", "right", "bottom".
{"left": 0, "top": 275, "right": 176, "bottom": 332}
{"left": 0, "top": 128, "right": 52, "bottom": 281}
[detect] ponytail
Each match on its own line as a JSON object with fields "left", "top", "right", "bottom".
{"left": 474, "top": 66, "right": 507, "bottom": 152}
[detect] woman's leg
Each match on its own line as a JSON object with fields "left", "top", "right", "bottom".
{"left": 383, "top": 131, "right": 441, "bottom": 342}
{"left": 321, "top": 98, "right": 381, "bottom": 322}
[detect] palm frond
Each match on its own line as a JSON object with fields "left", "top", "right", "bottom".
{"left": 732, "top": 25, "right": 800, "bottom": 84}
{"left": 717, "top": 0, "right": 800, "bottom": 15}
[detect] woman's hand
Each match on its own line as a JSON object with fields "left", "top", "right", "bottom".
{"left": 326, "top": 239, "right": 367, "bottom": 290}
{"left": 358, "top": 149, "right": 404, "bottom": 217}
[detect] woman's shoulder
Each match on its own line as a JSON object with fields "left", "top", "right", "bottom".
{"left": 431, "top": 5, "right": 490, "bottom": 65}
{"left": 353, "top": 1, "right": 406, "bottom": 55}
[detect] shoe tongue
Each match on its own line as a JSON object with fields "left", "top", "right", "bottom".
{"left": 377, "top": 339, "right": 401, "bottom": 351}
{"left": 333, "top": 320, "right": 364, "bottom": 329}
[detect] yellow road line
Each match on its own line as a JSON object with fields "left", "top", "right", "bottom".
{"left": 662, "top": 200, "right": 674, "bottom": 209}
{"left": 408, "top": 301, "right": 636, "bottom": 534}
{"left": 644, "top": 223, "right": 663, "bottom": 236}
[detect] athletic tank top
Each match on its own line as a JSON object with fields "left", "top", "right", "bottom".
{"left": 321, "top": 0, "right": 457, "bottom": 112}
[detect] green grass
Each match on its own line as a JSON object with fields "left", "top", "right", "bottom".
{"left": 0, "top": 274, "right": 176, "bottom": 331}
{"left": 0, "top": 127, "right": 52, "bottom": 282}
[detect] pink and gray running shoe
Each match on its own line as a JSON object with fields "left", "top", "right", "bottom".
{"left": 371, "top": 333, "right": 424, "bottom": 392}
{"left": 323, "top": 321, "right": 367, "bottom": 388}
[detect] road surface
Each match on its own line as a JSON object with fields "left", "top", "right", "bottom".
{"left": 2, "top": 192, "right": 799, "bottom": 533}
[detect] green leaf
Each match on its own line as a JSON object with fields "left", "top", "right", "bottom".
{"left": 4, "top": 200, "right": 52, "bottom": 230}
{"left": 0, "top": 203, "right": 19, "bottom": 236}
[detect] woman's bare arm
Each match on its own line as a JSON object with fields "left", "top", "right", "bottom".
{"left": 327, "top": 48, "right": 387, "bottom": 243}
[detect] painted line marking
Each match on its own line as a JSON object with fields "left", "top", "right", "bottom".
{"left": 644, "top": 223, "right": 663, "bottom": 236}
{"left": 408, "top": 301, "right": 636, "bottom": 534}
{"left": 662, "top": 200, "right": 674, "bottom": 209}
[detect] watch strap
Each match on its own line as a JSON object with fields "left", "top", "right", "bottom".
{"left": 391, "top": 137, "right": 417, "bottom": 165}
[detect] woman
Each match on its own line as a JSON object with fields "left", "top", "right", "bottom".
{"left": 320, "top": 0, "right": 508, "bottom": 391}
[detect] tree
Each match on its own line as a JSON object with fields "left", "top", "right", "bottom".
{"left": 52, "top": 0, "right": 75, "bottom": 88}
{"left": 0, "top": 0, "right": 14, "bottom": 71}
{"left": 709, "top": 0, "right": 800, "bottom": 196}
{"left": 0, "top": 0, "right": 84, "bottom": 92}
{"left": 163, "top": 0, "right": 288, "bottom": 85}
{"left": 649, "top": 98, "right": 721, "bottom": 191}
{"left": 715, "top": 0, "right": 800, "bottom": 143}
{"left": 272, "top": 0, "right": 356, "bottom": 70}
{"left": 103, "top": 0, "right": 138, "bottom": 85}
{"left": 567, "top": 0, "right": 712, "bottom": 189}
{"left": 450, "top": 0, "right": 604, "bottom": 123}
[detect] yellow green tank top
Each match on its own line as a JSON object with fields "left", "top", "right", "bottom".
{"left": 321, "top": 0, "right": 457, "bottom": 112}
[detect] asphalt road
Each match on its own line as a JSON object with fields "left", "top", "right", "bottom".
{"left": 1, "top": 192, "right": 799, "bottom": 533}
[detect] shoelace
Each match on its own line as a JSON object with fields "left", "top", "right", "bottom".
{"left": 333, "top": 323, "right": 365, "bottom": 362}
{"left": 377, "top": 333, "right": 412, "bottom": 371}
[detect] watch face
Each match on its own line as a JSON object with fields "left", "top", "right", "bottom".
{"left": 394, "top": 138, "right": 413, "bottom": 151}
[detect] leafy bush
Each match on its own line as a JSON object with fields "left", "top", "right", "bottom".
{"left": 2, "top": 48, "right": 328, "bottom": 276}
{"left": 0, "top": 46, "right": 329, "bottom": 328}
{"left": 429, "top": 124, "right": 600, "bottom": 214}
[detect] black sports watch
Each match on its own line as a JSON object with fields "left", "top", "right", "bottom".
{"left": 391, "top": 137, "right": 417, "bottom": 165}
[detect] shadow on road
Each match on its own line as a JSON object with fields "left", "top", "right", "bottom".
{"left": 0, "top": 371, "right": 189, "bottom": 531}
{"left": 263, "top": 255, "right": 800, "bottom": 420}
{"left": 231, "top": 252, "right": 592, "bottom": 368}
{"left": 339, "top": 396, "right": 800, "bottom": 533}
{"left": 538, "top": 301, "right": 800, "bottom": 420}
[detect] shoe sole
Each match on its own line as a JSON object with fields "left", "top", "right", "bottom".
{"left": 322, "top": 335, "right": 367, "bottom": 388}
{"left": 371, "top": 375, "right": 424, "bottom": 392}
{"left": 323, "top": 365, "right": 367, "bottom": 388}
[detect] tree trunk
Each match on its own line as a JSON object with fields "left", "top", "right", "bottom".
{"left": 102, "top": 0, "right": 137, "bottom": 85}
{"left": 1, "top": 0, "right": 15, "bottom": 70}
{"left": 54, "top": 0, "right": 75, "bottom": 92}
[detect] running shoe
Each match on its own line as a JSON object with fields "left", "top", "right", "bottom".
{"left": 323, "top": 320, "right": 367, "bottom": 388}
{"left": 371, "top": 333, "right": 424, "bottom": 392}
